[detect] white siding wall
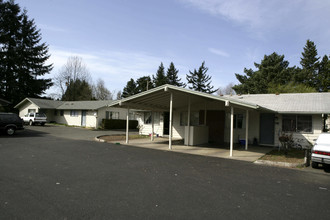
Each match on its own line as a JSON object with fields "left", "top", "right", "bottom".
{"left": 276, "top": 114, "right": 324, "bottom": 148}
{"left": 138, "top": 112, "right": 164, "bottom": 136}
{"left": 224, "top": 109, "right": 260, "bottom": 145}
{"left": 97, "top": 107, "right": 137, "bottom": 129}
{"left": 18, "top": 102, "right": 39, "bottom": 117}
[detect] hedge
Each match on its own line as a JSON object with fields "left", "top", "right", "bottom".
{"left": 101, "top": 119, "right": 138, "bottom": 130}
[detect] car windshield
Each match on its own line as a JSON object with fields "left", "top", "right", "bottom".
{"left": 36, "top": 113, "right": 46, "bottom": 117}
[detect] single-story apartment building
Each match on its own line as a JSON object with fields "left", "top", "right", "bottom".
{"left": 108, "top": 84, "right": 330, "bottom": 155}
{"left": 15, "top": 98, "right": 136, "bottom": 128}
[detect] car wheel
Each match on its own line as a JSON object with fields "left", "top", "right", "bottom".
{"left": 311, "top": 161, "right": 319, "bottom": 168}
{"left": 6, "top": 127, "right": 15, "bottom": 136}
{"left": 29, "top": 120, "right": 33, "bottom": 126}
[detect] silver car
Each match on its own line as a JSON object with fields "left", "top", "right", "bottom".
{"left": 311, "top": 133, "right": 330, "bottom": 168}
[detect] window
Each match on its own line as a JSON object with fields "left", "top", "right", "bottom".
{"left": 60, "top": 110, "right": 64, "bottom": 116}
{"left": 234, "top": 114, "right": 243, "bottom": 129}
{"left": 297, "top": 115, "right": 312, "bottom": 132}
{"left": 106, "top": 111, "right": 119, "bottom": 119}
{"left": 70, "top": 110, "right": 78, "bottom": 117}
{"left": 144, "top": 112, "right": 152, "bottom": 124}
{"left": 28, "top": 109, "right": 36, "bottom": 113}
{"left": 129, "top": 113, "right": 136, "bottom": 120}
{"left": 282, "top": 115, "right": 312, "bottom": 133}
{"left": 143, "top": 112, "right": 160, "bottom": 125}
{"left": 180, "top": 111, "right": 200, "bottom": 126}
{"left": 54, "top": 110, "right": 58, "bottom": 116}
{"left": 282, "top": 115, "right": 296, "bottom": 132}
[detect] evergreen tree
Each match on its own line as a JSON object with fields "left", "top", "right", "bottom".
{"left": 294, "top": 39, "right": 320, "bottom": 88}
{"left": 122, "top": 78, "right": 137, "bottom": 98}
{"left": 233, "top": 53, "right": 295, "bottom": 94}
{"left": 186, "top": 61, "right": 217, "bottom": 94}
{"left": 153, "top": 62, "right": 168, "bottom": 87}
{"left": 267, "top": 82, "right": 317, "bottom": 94}
{"left": 166, "top": 62, "right": 185, "bottom": 87}
{"left": 0, "top": 0, "right": 53, "bottom": 110}
{"left": 318, "top": 55, "right": 330, "bottom": 92}
{"left": 136, "top": 75, "right": 153, "bottom": 93}
{"left": 62, "top": 79, "right": 93, "bottom": 101}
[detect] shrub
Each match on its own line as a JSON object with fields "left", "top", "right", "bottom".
{"left": 101, "top": 119, "right": 138, "bottom": 130}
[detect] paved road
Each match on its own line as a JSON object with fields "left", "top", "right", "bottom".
{"left": 0, "top": 127, "right": 329, "bottom": 219}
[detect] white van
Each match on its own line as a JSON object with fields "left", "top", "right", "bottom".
{"left": 311, "top": 133, "right": 330, "bottom": 168}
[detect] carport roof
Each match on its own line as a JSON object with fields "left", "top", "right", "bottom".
{"left": 108, "top": 84, "right": 260, "bottom": 111}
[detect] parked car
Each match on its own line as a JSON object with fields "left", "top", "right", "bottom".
{"left": 22, "top": 112, "right": 47, "bottom": 126}
{"left": 311, "top": 133, "right": 330, "bottom": 168}
{"left": 0, "top": 112, "right": 24, "bottom": 135}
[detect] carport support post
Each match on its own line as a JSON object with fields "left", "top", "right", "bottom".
{"left": 151, "top": 111, "right": 154, "bottom": 141}
{"left": 230, "top": 106, "right": 234, "bottom": 157}
{"left": 245, "top": 110, "right": 249, "bottom": 150}
{"left": 169, "top": 92, "right": 173, "bottom": 150}
{"left": 126, "top": 107, "right": 129, "bottom": 144}
{"left": 187, "top": 96, "right": 191, "bottom": 146}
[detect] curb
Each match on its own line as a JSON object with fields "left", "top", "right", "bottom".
{"left": 95, "top": 136, "right": 106, "bottom": 143}
{"left": 254, "top": 160, "right": 304, "bottom": 168}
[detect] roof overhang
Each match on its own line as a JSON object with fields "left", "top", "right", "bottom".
{"left": 108, "top": 84, "right": 259, "bottom": 111}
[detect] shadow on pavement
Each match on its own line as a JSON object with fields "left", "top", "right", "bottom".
{"left": 0, "top": 127, "right": 49, "bottom": 138}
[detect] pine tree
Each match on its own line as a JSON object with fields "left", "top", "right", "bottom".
{"left": 0, "top": 0, "right": 53, "bottom": 110}
{"left": 295, "top": 39, "right": 320, "bottom": 88}
{"left": 233, "top": 53, "right": 296, "bottom": 94}
{"left": 186, "top": 61, "right": 217, "bottom": 94}
{"left": 62, "top": 79, "right": 93, "bottom": 101}
{"left": 136, "top": 76, "right": 153, "bottom": 93}
{"left": 153, "top": 62, "right": 168, "bottom": 87}
{"left": 318, "top": 55, "right": 330, "bottom": 92}
{"left": 122, "top": 78, "right": 138, "bottom": 98}
{"left": 166, "top": 62, "right": 185, "bottom": 87}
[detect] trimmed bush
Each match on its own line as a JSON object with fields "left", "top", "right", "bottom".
{"left": 102, "top": 119, "right": 138, "bottom": 130}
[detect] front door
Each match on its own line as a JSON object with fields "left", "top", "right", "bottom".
{"left": 81, "top": 110, "right": 87, "bottom": 127}
{"left": 206, "top": 110, "right": 225, "bottom": 144}
{"left": 163, "top": 112, "right": 169, "bottom": 135}
{"left": 259, "top": 113, "right": 275, "bottom": 145}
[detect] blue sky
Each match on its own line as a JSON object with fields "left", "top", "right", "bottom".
{"left": 16, "top": 0, "right": 330, "bottom": 96}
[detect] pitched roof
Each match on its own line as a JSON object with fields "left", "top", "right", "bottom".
{"left": 15, "top": 98, "right": 64, "bottom": 109}
{"left": 15, "top": 98, "right": 113, "bottom": 110}
{"left": 57, "top": 100, "right": 113, "bottom": 110}
{"left": 227, "top": 93, "right": 330, "bottom": 114}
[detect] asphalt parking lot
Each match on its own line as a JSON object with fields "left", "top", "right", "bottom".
{"left": 0, "top": 125, "right": 330, "bottom": 219}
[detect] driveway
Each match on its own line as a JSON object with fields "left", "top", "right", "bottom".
{"left": 0, "top": 127, "right": 330, "bottom": 219}
{"left": 24, "top": 124, "right": 138, "bottom": 141}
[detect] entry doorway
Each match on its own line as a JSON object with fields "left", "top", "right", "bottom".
{"left": 259, "top": 113, "right": 275, "bottom": 145}
{"left": 163, "top": 112, "right": 169, "bottom": 135}
{"left": 81, "top": 110, "right": 87, "bottom": 127}
{"left": 200, "top": 110, "right": 225, "bottom": 144}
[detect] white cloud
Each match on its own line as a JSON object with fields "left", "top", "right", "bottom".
{"left": 180, "top": 0, "right": 330, "bottom": 38}
{"left": 208, "top": 48, "right": 230, "bottom": 57}
{"left": 45, "top": 47, "right": 171, "bottom": 96}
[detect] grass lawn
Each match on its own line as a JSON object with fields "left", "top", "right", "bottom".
{"left": 260, "top": 148, "right": 306, "bottom": 163}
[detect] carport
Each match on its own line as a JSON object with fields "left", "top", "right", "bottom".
{"left": 109, "top": 84, "right": 260, "bottom": 157}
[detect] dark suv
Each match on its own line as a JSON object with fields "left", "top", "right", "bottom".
{"left": 0, "top": 112, "right": 24, "bottom": 135}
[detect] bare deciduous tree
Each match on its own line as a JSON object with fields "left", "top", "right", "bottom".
{"left": 217, "top": 82, "right": 236, "bottom": 96}
{"left": 93, "top": 78, "right": 112, "bottom": 100}
{"left": 54, "top": 56, "right": 91, "bottom": 97}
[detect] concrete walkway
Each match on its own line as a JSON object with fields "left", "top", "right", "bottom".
{"left": 98, "top": 136, "right": 273, "bottom": 162}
